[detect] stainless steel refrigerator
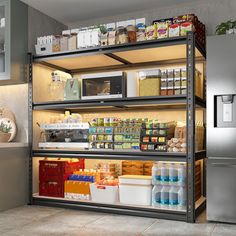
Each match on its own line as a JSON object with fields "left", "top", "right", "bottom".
{"left": 207, "top": 35, "right": 236, "bottom": 223}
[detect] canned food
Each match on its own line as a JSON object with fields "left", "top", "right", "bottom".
{"left": 104, "top": 117, "right": 110, "bottom": 126}
{"left": 97, "top": 118, "right": 104, "bottom": 126}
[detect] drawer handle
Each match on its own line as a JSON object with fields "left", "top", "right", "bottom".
{"left": 211, "top": 163, "right": 236, "bottom": 168}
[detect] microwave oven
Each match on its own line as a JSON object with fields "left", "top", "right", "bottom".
{"left": 81, "top": 72, "right": 127, "bottom": 100}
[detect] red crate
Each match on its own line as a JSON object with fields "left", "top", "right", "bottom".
{"left": 39, "top": 159, "right": 84, "bottom": 181}
{"left": 39, "top": 180, "right": 64, "bottom": 198}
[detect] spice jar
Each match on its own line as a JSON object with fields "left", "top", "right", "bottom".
{"left": 127, "top": 25, "right": 137, "bottom": 42}
{"left": 117, "top": 26, "right": 128, "bottom": 44}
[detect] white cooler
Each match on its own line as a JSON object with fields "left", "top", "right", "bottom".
{"left": 119, "top": 175, "right": 152, "bottom": 206}
{"left": 90, "top": 183, "right": 119, "bottom": 204}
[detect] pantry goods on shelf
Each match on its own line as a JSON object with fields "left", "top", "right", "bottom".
{"left": 35, "top": 14, "right": 205, "bottom": 55}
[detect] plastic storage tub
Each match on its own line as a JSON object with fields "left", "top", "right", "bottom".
{"left": 119, "top": 175, "right": 152, "bottom": 206}
{"left": 90, "top": 183, "right": 119, "bottom": 204}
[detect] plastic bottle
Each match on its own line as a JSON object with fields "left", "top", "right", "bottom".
{"left": 178, "top": 163, "right": 186, "bottom": 186}
{"left": 178, "top": 186, "right": 186, "bottom": 210}
{"left": 160, "top": 163, "right": 169, "bottom": 183}
{"left": 169, "top": 186, "right": 179, "bottom": 209}
{"left": 152, "top": 185, "right": 162, "bottom": 207}
{"left": 152, "top": 162, "right": 160, "bottom": 185}
{"left": 160, "top": 186, "right": 169, "bottom": 208}
{"left": 169, "top": 163, "right": 178, "bottom": 184}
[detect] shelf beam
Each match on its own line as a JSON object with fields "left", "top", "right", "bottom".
{"left": 32, "top": 149, "right": 187, "bottom": 162}
{"left": 32, "top": 197, "right": 186, "bottom": 221}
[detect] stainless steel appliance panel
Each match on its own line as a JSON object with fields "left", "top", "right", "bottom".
{"left": 207, "top": 158, "right": 236, "bottom": 223}
{"left": 207, "top": 35, "right": 236, "bottom": 158}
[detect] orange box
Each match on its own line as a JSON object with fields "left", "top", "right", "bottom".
{"left": 64, "top": 181, "right": 91, "bottom": 195}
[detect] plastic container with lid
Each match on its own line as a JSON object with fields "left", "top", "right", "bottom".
{"left": 90, "top": 183, "right": 119, "bottom": 204}
{"left": 119, "top": 175, "right": 152, "bottom": 206}
{"left": 126, "top": 20, "right": 137, "bottom": 43}
{"left": 139, "top": 69, "right": 161, "bottom": 97}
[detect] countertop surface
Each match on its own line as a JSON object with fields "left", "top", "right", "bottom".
{"left": 0, "top": 143, "right": 28, "bottom": 148}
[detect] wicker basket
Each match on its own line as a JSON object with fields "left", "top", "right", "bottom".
{"left": 0, "top": 132, "right": 11, "bottom": 142}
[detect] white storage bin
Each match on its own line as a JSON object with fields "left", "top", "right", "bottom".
{"left": 90, "top": 183, "right": 119, "bottom": 204}
{"left": 119, "top": 175, "right": 152, "bottom": 206}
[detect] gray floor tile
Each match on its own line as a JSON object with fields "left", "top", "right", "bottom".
{"left": 2, "top": 205, "right": 64, "bottom": 221}
{"left": 212, "top": 223, "right": 236, "bottom": 236}
{"left": 2, "top": 221, "right": 83, "bottom": 236}
{"left": 85, "top": 214, "right": 157, "bottom": 235}
{"left": 0, "top": 214, "right": 33, "bottom": 234}
{"left": 37, "top": 209, "right": 106, "bottom": 227}
{"left": 142, "top": 219, "right": 216, "bottom": 236}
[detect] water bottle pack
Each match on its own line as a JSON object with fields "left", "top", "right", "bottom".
{"left": 151, "top": 162, "right": 187, "bottom": 209}
{"left": 152, "top": 162, "right": 186, "bottom": 186}
{"left": 152, "top": 185, "right": 186, "bottom": 209}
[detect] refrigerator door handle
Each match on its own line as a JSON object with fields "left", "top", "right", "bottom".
{"left": 211, "top": 163, "right": 236, "bottom": 168}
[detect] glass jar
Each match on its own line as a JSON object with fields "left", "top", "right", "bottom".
{"left": 48, "top": 74, "right": 64, "bottom": 101}
{"left": 68, "top": 33, "right": 77, "bottom": 51}
{"left": 126, "top": 25, "right": 137, "bottom": 43}
{"left": 52, "top": 35, "right": 61, "bottom": 52}
{"left": 117, "top": 26, "right": 128, "bottom": 44}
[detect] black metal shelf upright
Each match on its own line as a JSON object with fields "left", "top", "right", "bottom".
{"left": 28, "top": 32, "right": 206, "bottom": 223}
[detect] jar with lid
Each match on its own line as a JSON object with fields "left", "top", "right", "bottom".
{"left": 49, "top": 72, "right": 65, "bottom": 101}
{"left": 126, "top": 25, "right": 137, "bottom": 43}
{"left": 117, "top": 26, "right": 128, "bottom": 44}
{"left": 68, "top": 29, "right": 78, "bottom": 51}
{"left": 52, "top": 35, "right": 61, "bottom": 52}
{"left": 61, "top": 31, "right": 70, "bottom": 51}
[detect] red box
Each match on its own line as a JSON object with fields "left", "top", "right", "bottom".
{"left": 39, "top": 159, "right": 84, "bottom": 181}
{"left": 39, "top": 180, "right": 64, "bottom": 198}
{"left": 39, "top": 159, "right": 85, "bottom": 198}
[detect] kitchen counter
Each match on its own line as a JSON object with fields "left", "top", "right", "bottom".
{"left": 0, "top": 143, "right": 28, "bottom": 148}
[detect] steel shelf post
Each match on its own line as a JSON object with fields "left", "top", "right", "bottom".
{"left": 186, "top": 32, "right": 196, "bottom": 223}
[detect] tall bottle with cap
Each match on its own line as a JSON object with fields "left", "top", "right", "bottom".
{"left": 178, "top": 163, "right": 186, "bottom": 186}
{"left": 152, "top": 162, "right": 160, "bottom": 185}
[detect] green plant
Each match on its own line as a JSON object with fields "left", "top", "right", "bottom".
{"left": 216, "top": 20, "right": 236, "bottom": 35}
{"left": 0, "top": 122, "right": 12, "bottom": 133}
{"left": 99, "top": 24, "right": 107, "bottom": 34}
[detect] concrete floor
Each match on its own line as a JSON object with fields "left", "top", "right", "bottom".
{"left": 0, "top": 206, "right": 236, "bottom": 236}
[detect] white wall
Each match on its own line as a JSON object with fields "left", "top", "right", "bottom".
{"left": 68, "top": 0, "right": 236, "bottom": 36}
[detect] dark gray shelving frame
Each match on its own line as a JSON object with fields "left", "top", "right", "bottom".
{"left": 28, "top": 32, "right": 206, "bottom": 223}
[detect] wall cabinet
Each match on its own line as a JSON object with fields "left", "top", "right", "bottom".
{"left": 0, "top": 0, "right": 28, "bottom": 85}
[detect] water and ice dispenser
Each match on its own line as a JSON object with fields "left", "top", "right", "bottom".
{"left": 215, "top": 95, "right": 236, "bottom": 127}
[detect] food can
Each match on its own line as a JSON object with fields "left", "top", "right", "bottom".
{"left": 97, "top": 118, "right": 104, "bottom": 126}
{"left": 104, "top": 117, "right": 110, "bottom": 126}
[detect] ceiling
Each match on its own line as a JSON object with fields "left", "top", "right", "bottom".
{"left": 21, "top": 0, "right": 196, "bottom": 25}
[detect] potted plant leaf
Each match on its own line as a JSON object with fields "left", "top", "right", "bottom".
{"left": 0, "top": 121, "right": 12, "bottom": 142}
{"left": 216, "top": 20, "right": 236, "bottom": 35}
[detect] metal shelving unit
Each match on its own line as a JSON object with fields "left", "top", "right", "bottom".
{"left": 29, "top": 32, "right": 206, "bottom": 223}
